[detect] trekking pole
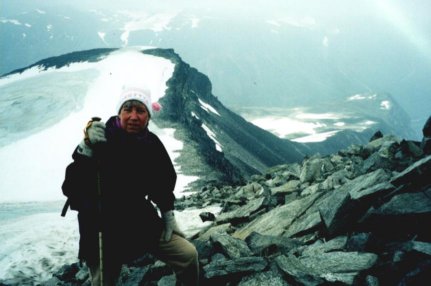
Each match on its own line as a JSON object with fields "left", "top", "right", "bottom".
{"left": 86, "top": 116, "right": 104, "bottom": 286}
{"left": 96, "top": 162, "right": 104, "bottom": 286}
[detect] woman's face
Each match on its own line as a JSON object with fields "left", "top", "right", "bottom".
{"left": 119, "top": 100, "right": 150, "bottom": 133}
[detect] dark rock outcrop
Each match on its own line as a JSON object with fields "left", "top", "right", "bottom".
{"left": 421, "top": 115, "right": 431, "bottom": 155}
{"left": 143, "top": 48, "right": 312, "bottom": 186}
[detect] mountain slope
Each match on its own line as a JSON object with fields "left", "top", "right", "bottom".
{"left": 0, "top": 47, "right": 312, "bottom": 202}
{"left": 143, "top": 48, "right": 312, "bottom": 186}
{"left": 0, "top": 47, "right": 422, "bottom": 200}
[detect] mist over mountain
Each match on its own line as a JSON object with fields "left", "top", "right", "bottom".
{"left": 1, "top": 0, "right": 430, "bottom": 136}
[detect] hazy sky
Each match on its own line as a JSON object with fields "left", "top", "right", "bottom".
{"left": 50, "top": 0, "right": 430, "bottom": 61}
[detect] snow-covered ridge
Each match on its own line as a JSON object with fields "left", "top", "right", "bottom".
{"left": 0, "top": 48, "right": 202, "bottom": 203}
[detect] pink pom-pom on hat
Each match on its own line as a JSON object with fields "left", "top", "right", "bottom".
{"left": 117, "top": 87, "right": 162, "bottom": 115}
{"left": 152, "top": 102, "right": 162, "bottom": 112}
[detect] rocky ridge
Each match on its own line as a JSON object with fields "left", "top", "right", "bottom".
{"left": 35, "top": 129, "right": 431, "bottom": 286}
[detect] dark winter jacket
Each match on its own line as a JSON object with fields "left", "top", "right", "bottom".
{"left": 62, "top": 116, "right": 177, "bottom": 264}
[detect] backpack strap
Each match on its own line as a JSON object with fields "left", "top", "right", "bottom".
{"left": 61, "top": 199, "right": 70, "bottom": 217}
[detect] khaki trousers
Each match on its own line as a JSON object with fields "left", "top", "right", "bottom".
{"left": 88, "top": 233, "right": 199, "bottom": 286}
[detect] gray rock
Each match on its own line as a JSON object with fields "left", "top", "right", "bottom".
{"left": 233, "top": 192, "right": 322, "bottom": 239}
{"left": 203, "top": 257, "right": 268, "bottom": 279}
{"left": 211, "top": 232, "right": 253, "bottom": 259}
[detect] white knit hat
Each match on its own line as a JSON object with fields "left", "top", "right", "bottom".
{"left": 117, "top": 87, "right": 161, "bottom": 115}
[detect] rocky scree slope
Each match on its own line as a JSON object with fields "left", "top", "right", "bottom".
{"left": 43, "top": 130, "right": 431, "bottom": 286}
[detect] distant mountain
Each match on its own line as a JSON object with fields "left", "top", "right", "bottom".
{"left": 0, "top": 47, "right": 421, "bottom": 192}
{"left": 1, "top": 1, "right": 429, "bottom": 136}
{"left": 233, "top": 91, "right": 419, "bottom": 154}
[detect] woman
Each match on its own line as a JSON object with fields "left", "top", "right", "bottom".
{"left": 62, "top": 87, "right": 199, "bottom": 286}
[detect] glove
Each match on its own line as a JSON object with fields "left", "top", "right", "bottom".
{"left": 77, "top": 140, "right": 94, "bottom": 157}
{"left": 77, "top": 119, "right": 106, "bottom": 157}
{"left": 161, "top": 210, "right": 185, "bottom": 242}
{"left": 84, "top": 120, "right": 107, "bottom": 146}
